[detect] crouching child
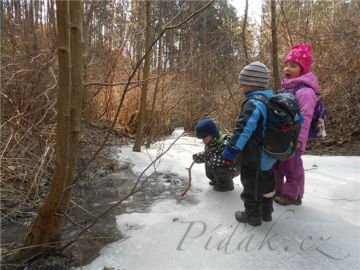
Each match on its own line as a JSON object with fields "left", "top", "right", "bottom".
{"left": 222, "top": 62, "right": 277, "bottom": 226}
{"left": 193, "top": 119, "right": 238, "bottom": 192}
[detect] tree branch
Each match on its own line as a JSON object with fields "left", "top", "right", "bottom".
{"left": 61, "top": 132, "right": 184, "bottom": 251}
{"left": 181, "top": 161, "right": 195, "bottom": 197}
{"left": 74, "top": 0, "right": 215, "bottom": 183}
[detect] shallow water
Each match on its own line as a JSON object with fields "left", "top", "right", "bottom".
{"left": 1, "top": 161, "right": 198, "bottom": 267}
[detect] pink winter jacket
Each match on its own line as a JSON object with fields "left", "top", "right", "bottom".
{"left": 281, "top": 72, "right": 319, "bottom": 152}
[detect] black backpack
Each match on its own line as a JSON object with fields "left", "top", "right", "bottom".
{"left": 248, "top": 93, "right": 302, "bottom": 161}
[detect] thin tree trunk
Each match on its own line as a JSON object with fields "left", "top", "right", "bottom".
{"left": 241, "top": 0, "right": 249, "bottom": 64}
{"left": 60, "top": 0, "right": 84, "bottom": 222}
{"left": 280, "top": 1, "right": 293, "bottom": 47}
{"left": 18, "top": 0, "right": 83, "bottom": 261}
{"left": 271, "top": 0, "right": 280, "bottom": 91}
{"left": 303, "top": 1, "right": 310, "bottom": 42}
{"left": 21, "top": 0, "right": 71, "bottom": 260}
{"left": 146, "top": 36, "right": 163, "bottom": 148}
{"left": 146, "top": 3, "right": 164, "bottom": 148}
{"left": 14, "top": 0, "right": 21, "bottom": 25}
{"left": 133, "top": 0, "right": 152, "bottom": 152}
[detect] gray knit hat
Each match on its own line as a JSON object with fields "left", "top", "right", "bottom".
{"left": 238, "top": 61, "right": 270, "bottom": 88}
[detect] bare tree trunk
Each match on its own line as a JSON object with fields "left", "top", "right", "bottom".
{"left": 280, "top": 1, "right": 293, "bottom": 47}
{"left": 133, "top": 0, "right": 152, "bottom": 152}
{"left": 59, "top": 0, "right": 84, "bottom": 224}
{"left": 146, "top": 37, "right": 163, "bottom": 148}
{"left": 303, "top": 1, "right": 310, "bottom": 42}
{"left": 271, "top": 0, "right": 280, "bottom": 91}
{"left": 241, "top": 0, "right": 249, "bottom": 64}
{"left": 47, "top": 0, "right": 57, "bottom": 39}
{"left": 14, "top": 0, "right": 21, "bottom": 25}
{"left": 146, "top": 3, "right": 164, "bottom": 148}
{"left": 21, "top": 0, "right": 71, "bottom": 260}
{"left": 18, "top": 0, "right": 84, "bottom": 261}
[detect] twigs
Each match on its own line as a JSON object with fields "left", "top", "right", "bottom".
{"left": 75, "top": 0, "right": 215, "bottom": 183}
{"left": 58, "top": 210, "right": 101, "bottom": 238}
{"left": 60, "top": 132, "right": 184, "bottom": 251}
{"left": 181, "top": 161, "right": 195, "bottom": 197}
{"left": 70, "top": 199, "right": 96, "bottom": 218}
{"left": 1, "top": 45, "right": 58, "bottom": 221}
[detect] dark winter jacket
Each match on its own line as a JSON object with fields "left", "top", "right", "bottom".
{"left": 193, "top": 134, "right": 238, "bottom": 173}
{"left": 222, "top": 89, "right": 277, "bottom": 171}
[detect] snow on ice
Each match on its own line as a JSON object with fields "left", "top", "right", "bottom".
{"left": 79, "top": 129, "right": 360, "bottom": 270}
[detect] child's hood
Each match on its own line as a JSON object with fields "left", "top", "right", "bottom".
{"left": 281, "top": 72, "right": 319, "bottom": 94}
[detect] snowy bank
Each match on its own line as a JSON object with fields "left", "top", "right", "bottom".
{"left": 79, "top": 131, "right": 360, "bottom": 270}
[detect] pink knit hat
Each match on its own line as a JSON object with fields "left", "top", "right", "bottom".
{"left": 284, "top": 43, "right": 312, "bottom": 75}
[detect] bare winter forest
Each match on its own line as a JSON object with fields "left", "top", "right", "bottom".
{"left": 1, "top": 0, "right": 359, "bottom": 268}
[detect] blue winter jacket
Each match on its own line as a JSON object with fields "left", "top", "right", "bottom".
{"left": 222, "top": 89, "right": 277, "bottom": 171}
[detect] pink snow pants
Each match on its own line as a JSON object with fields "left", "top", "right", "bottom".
{"left": 273, "top": 149, "right": 304, "bottom": 200}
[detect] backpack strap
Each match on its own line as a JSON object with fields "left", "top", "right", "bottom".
{"left": 217, "top": 133, "right": 227, "bottom": 144}
{"left": 292, "top": 83, "right": 319, "bottom": 96}
{"left": 243, "top": 95, "right": 269, "bottom": 122}
{"left": 242, "top": 95, "right": 268, "bottom": 110}
{"left": 250, "top": 94, "right": 268, "bottom": 104}
{"left": 216, "top": 133, "right": 228, "bottom": 152}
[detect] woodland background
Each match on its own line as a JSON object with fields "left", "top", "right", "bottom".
{"left": 1, "top": 0, "right": 360, "bottom": 267}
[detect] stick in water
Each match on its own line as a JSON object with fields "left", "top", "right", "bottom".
{"left": 181, "top": 161, "right": 195, "bottom": 197}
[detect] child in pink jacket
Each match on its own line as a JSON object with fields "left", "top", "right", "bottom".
{"left": 273, "top": 43, "right": 319, "bottom": 205}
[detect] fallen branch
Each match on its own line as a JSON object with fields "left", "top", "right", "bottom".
{"left": 181, "top": 161, "right": 195, "bottom": 197}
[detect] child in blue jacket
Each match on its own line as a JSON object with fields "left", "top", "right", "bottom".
{"left": 222, "top": 62, "right": 277, "bottom": 226}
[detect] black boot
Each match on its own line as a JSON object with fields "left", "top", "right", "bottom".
{"left": 213, "top": 184, "right": 234, "bottom": 191}
{"left": 262, "top": 197, "right": 274, "bottom": 222}
{"left": 235, "top": 211, "right": 262, "bottom": 226}
{"left": 262, "top": 212, "right": 272, "bottom": 222}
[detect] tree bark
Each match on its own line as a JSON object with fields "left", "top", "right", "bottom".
{"left": 241, "top": 0, "right": 249, "bottom": 64}
{"left": 133, "top": 0, "right": 152, "bottom": 152}
{"left": 145, "top": 37, "right": 162, "bottom": 148}
{"left": 59, "top": 0, "right": 84, "bottom": 226}
{"left": 14, "top": 0, "right": 21, "bottom": 25}
{"left": 271, "top": 0, "right": 280, "bottom": 91}
{"left": 21, "top": 0, "right": 71, "bottom": 260}
{"left": 18, "top": 0, "right": 84, "bottom": 261}
{"left": 280, "top": 1, "right": 293, "bottom": 47}
{"left": 146, "top": 4, "right": 163, "bottom": 148}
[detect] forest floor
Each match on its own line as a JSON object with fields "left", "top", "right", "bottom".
{"left": 1, "top": 122, "right": 359, "bottom": 269}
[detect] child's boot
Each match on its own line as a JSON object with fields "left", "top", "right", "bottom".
{"left": 235, "top": 211, "right": 262, "bottom": 226}
{"left": 262, "top": 197, "right": 274, "bottom": 222}
{"left": 213, "top": 184, "right": 234, "bottom": 191}
{"left": 235, "top": 202, "right": 262, "bottom": 226}
{"left": 214, "top": 180, "right": 234, "bottom": 191}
